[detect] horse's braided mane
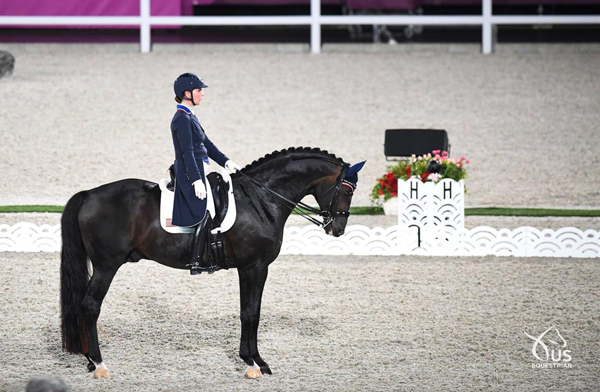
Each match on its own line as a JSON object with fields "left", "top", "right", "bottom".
{"left": 240, "top": 146, "right": 343, "bottom": 173}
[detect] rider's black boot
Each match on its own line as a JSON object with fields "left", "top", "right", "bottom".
{"left": 190, "top": 213, "right": 211, "bottom": 275}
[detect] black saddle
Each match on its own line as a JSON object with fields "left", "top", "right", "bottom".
{"left": 166, "top": 164, "right": 230, "bottom": 227}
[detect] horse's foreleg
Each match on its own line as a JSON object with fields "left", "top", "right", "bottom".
{"left": 82, "top": 265, "right": 120, "bottom": 379}
{"left": 238, "top": 265, "right": 271, "bottom": 378}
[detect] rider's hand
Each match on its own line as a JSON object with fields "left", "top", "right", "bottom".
{"left": 225, "top": 160, "right": 242, "bottom": 174}
{"left": 192, "top": 180, "right": 207, "bottom": 200}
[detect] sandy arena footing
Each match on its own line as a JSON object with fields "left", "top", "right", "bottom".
{"left": 0, "top": 252, "right": 599, "bottom": 391}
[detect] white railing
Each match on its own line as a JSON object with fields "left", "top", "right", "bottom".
{"left": 2, "top": 222, "right": 599, "bottom": 258}
{"left": 1, "top": 1, "right": 599, "bottom": 54}
{"left": 0, "top": 178, "right": 599, "bottom": 258}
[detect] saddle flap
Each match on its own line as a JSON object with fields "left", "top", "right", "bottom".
{"left": 159, "top": 158, "right": 237, "bottom": 234}
{"left": 206, "top": 172, "right": 230, "bottom": 226}
{"left": 166, "top": 164, "right": 175, "bottom": 191}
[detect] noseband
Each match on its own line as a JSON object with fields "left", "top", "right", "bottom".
{"left": 236, "top": 157, "right": 352, "bottom": 228}
{"left": 316, "top": 162, "right": 352, "bottom": 229}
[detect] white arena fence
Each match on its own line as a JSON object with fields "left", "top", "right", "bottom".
{"left": 1, "top": 0, "right": 599, "bottom": 54}
{"left": 2, "top": 178, "right": 599, "bottom": 258}
{"left": 283, "top": 225, "right": 600, "bottom": 257}
{"left": 1, "top": 222, "right": 599, "bottom": 258}
{"left": 1, "top": 179, "right": 598, "bottom": 257}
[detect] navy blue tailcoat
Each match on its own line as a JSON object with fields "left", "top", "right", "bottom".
{"left": 170, "top": 105, "right": 229, "bottom": 227}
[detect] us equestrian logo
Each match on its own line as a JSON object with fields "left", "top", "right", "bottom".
{"left": 524, "top": 326, "right": 573, "bottom": 369}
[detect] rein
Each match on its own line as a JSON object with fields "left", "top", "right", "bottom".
{"left": 235, "top": 157, "right": 351, "bottom": 228}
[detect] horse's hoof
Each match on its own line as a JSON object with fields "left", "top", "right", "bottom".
{"left": 245, "top": 365, "right": 263, "bottom": 379}
{"left": 260, "top": 366, "right": 272, "bottom": 375}
{"left": 93, "top": 369, "right": 111, "bottom": 379}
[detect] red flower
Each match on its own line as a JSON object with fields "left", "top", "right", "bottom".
{"left": 375, "top": 172, "right": 400, "bottom": 198}
{"left": 390, "top": 182, "right": 398, "bottom": 197}
{"left": 420, "top": 172, "right": 430, "bottom": 183}
{"left": 406, "top": 167, "right": 411, "bottom": 179}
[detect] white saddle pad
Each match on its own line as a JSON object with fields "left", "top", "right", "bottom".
{"left": 159, "top": 159, "right": 237, "bottom": 234}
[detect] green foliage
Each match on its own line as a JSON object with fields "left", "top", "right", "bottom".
{"left": 465, "top": 208, "right": 600, "bottom": 217}
{"left": 371, "top": 151, "right": 470, "bottom": 204}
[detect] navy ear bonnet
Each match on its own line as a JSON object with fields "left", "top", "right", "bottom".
{"left": 342, "top": 160, "right": 366, "bottom": 190}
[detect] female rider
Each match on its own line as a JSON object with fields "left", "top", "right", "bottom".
{"left": 171, "top": 72, "right": 241, "bottom": 274}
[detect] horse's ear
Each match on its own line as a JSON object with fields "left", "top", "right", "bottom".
{"left": 344, "top": 160, "right": 367, "bottom": 186}
{"left": 346, "top": 160, "right": 366, "bottom": 178}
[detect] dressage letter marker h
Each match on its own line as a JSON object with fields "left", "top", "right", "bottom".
{"left": 444, "top": 182, "right": 452, "bottom": 200}
{"left": 398, "top": 178, "right": 465, "bottom": 254}
{"left": 411, "top": 181, "right": 418, "bottom": 199}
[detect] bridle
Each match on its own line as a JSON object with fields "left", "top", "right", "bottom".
{"left": 235, "top": 157, "right": 353, "bottom": 229}
{"left": 314, "top": 161, "right": 352, "bottom": 229}
{"left": 236, "top": 157, "right": 352, "bottom": 229}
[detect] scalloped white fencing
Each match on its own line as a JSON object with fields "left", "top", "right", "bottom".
{"left": 0, "top": 181, "right": 597, "bottom": 257}
{"left": 282, "top": 225, "right": 400, "bottom": 256}
{"left": 0, "top": 223, "right": 62, "bottom": 253}
{"left": 1, "top": 222, "right": 599, "bottom": 258}
{"left": 395, "top": 225, "right": 600, "bottom": 258}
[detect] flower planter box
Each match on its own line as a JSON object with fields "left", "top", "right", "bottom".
{"left": 397, "top": 178, "right": 465, "bottom": 253}
{"left": 382, "top": 197, "right": 398, "bottom": 215}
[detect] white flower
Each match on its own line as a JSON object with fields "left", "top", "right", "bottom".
{"left": 429, "top": 173, "right": 442, "bottom": 182}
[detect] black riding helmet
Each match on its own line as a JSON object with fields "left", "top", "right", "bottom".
{"left": 174, "top": 73, "right": 208, "bottom": 105}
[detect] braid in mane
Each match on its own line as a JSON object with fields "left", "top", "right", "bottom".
{"left": 240, "top": 146, "right": 343, "bottom": 173}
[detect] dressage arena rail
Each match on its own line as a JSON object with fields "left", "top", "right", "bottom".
{"left": 1, "top": 222, "right": 599, "bottom": 257}
{"left": 2, "top": 179, "right": 598, "bottom": 256}
{"left": 1, "top": 0, "right": 600, "bottom": 54}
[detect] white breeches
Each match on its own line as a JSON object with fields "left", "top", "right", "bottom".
{"left": 202, "top": 161, "right": 216, "bottom": 219}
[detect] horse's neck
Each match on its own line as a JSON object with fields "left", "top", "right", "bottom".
{"left": 241, "top": 157, "right": 339, "bottom": 221}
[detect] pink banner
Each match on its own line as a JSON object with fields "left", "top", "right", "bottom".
{"left": 0, "top": 0, "right": 180, "bottom": 28}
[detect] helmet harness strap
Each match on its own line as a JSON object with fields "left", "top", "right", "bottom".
{"left": 183, "top": 91, "right": 196, "bottom": 106}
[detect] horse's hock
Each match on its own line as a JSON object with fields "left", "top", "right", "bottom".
{"left": 0, "top": 51, "right": 15, "bottom": 79}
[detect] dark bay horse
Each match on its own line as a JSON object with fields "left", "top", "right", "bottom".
{"left": 60, "top": 147, "right": 362, "bottom": 379}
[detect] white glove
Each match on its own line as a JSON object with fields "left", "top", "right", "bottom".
{"left": 224, "top": 160, "right": 242, "bottom": 174}
{"left": 192, "top": 179, "right": 207, "bottom": 200}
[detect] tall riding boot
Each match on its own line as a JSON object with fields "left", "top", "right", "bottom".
{"left": 190, "top": 213, "right": 211, "bottom": 275}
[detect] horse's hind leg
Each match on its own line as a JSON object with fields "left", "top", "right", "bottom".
{"left": 81, "top": 264, "right": 121, "bottom": 379}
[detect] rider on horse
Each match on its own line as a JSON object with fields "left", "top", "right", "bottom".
{"left": 171, "top": 72, "right": 241, "bottom": 275}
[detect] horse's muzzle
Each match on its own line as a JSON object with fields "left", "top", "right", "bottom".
{"left": 326, "top": 227, "right": 345, "bottom": 237}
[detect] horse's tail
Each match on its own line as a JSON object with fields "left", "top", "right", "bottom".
{"left": 60, "top": 190, "right": 90, "bottom": 354}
